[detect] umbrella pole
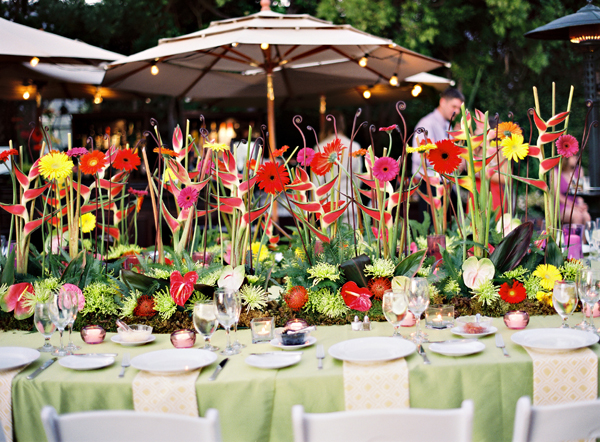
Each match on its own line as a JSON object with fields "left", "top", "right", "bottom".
{"left": 266, "top": 72, "right": 279, "bottom": 221}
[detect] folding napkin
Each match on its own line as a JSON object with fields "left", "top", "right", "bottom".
{"left": 132, "top": 370, "right": 201, "bottom": 416}
{"left": 0, "top": 366, "right": 25, "bottom": 442}
{"left": 343, "top": 359, "right": 409, "bottom": 410}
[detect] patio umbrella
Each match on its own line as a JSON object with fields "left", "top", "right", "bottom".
{"left": 103, "top": 0, "right": 448, "bottom": 149}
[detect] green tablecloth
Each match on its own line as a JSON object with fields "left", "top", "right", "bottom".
{"left": 2, "top": 314, "right": 599, "bottom": 442}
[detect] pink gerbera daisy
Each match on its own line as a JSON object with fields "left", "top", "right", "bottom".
{"left": 372, "top": 156, "right": 400, "bottom": 182}
{"left": 66, "top": 147, "right": 89, "bottom": 157}
{"left": 379, "top": 125, "right": 398, "bottom": 133}
{"left": 177, "top": 187, "right": 199, "bottom": 209}
{"left": 128, "top": 188, "right": 148, "bottom": 197}
{"left": 556, "top": 134, "right": 579, "bottom": 158}
{"left": 297, "top": 147, "right": 315, "bottom": 167}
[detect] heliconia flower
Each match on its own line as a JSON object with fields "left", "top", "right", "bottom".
{"left": 555, "top": 134, "right": 579, "bottom": 158}
{"left": 372, "top": 156, "right": 400, "bottom": 182}
{"left": 217, "top": 265, "right": 245, "bottom": 292}
{"left": 297, "top": 147, "right": 315, "bottom": 167}
{"left": 66, "top": 147, "right": 89, "bottom": 157}
{"left": 340, "top": 281, "right": 372, "bottom": 312}
{"left": 59, "top": 283, "right": 85, "bottom": 311}
{"left": 1, "top": 282, "right": 34, "bottom": 319}
{"left": 170, "top": 270, "right": 198, "bottom": 306}
{"left": 177, "top": 186, "right": 199, "bottom": 209}
{"left": 462, "top": 256, "right": 495, "bottom": 290}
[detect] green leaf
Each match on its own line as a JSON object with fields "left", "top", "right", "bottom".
{"left": 395, "top": 250, "right": 427, "bottom": 277}
{"left": 120, "top": 269, "right": 166, "bottom": 295}
{"left": 0, "top": 248, "right": 15, "bottom": 286}
{"left": 489, "top": 221, "right": 534, "bottom": 274}
{"left": 545, "top": 238, "right": 564, "bottom": 268}
{"left": 340, "top": 254, "right": 371, "bottom": 287}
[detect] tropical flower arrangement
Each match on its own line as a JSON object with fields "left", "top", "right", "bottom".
{"left": 0, "top": 87, "right": 594, "bottom": 332}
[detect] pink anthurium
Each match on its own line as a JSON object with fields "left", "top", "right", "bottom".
{"left": 340, "top": 281, "right": 372, "bottom": 312}
{"left": 170, "top": 270, "right": 199, "bottom": 306}
{"left": 1, "top": 283, "right": 34, "bottom": 319}
{"left": 217, "top": 265, "right": 245, "bottom": 292}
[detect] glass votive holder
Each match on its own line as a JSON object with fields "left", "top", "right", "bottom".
{"left": 584, "top": 301, "right": 600, "bottom": 318}
{"left": 400, "top": 310, "right": 416, "bottom": 327}
{"left": 504, "top": 311, "right": 529, "bottom": 329}
{"left": 170, "top": 329, "right": 196, "bottom": 348}
{"left": 285, "top": 318, "right": 308, "bottom": 331}
{"left": 80, "top": 325, "right": 106, "bottom": 344}
{"left": 250, "top": 317, "right": 275, "bottom": 344}
{"left": 424, "top": 305, "right": 454, "bottom": 329}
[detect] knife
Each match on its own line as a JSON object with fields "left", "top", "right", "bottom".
{"left": 495, "top": 333, "right": 510, "bottom": 357}
{"left": 208, "top": 358, "right": 229, "bottom": 381}
{"left": 27, "top": 358, "right": 57, "bottom": 380}
{"left": 73, "top": 353, "right": 118, "bottom": 357}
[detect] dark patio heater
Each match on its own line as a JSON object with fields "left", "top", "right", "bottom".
{"left": 525, "top": 0, "right": 600, "bottom": 196}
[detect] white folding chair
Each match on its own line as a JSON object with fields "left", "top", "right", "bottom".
{"left": 41, "top": 406, "right": 222, "bottom": 442}
{"left": 292, "top": 400, "right": 474, "bottom": 442}
{"left": 512, "top": 395, "right": 600, "bottom": 442}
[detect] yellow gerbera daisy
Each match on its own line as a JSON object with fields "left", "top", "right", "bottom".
{"left": 204, "top": 141, "right": 230, "bottom": 153}
{"left": 501, "top": 133, "right": 529, "bottom": 161}
{"left": 79, "top": 213, "right": 96, "bottom": 233}
{"left": 251, "top": 242, "right": 269, "bottom": 262}
{"left": 406, "top": 143, "right": 437, "bottom": 154}
{"left": 536, "top": 291, "right": 553, "bottom": 307}
{"left": 39, "top": 152, "right": 74, "bottom": 181}
{"left": 532, "top": 264, "right": 562, "bottom": 291}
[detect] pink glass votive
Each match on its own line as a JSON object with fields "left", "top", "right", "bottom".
{"left": 400, "top": 310, "right": 417, "bottom": 327}
{"left": 504, "top": 311, "right": 530, "bottom": 330}
{"left": 80, "top": 325, "right": 106, "bottom": 344}
{"left": 583, "top": 302, "right": 600, "bottom": 318}
{"left": 285, "top": 318, "right": 308, "bottom": 331}
{"left": 170, "top": 329, "right": 196, "bottom": 348}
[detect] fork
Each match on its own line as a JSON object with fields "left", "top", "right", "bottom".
{"left": 119, "top": 353, "right": 130, "bottom": 377}
{"left": 417, "top": 344, "right": 431, "bottom": 365}
{"left": 316, "top": 344, "right": 325, "bottom": 370}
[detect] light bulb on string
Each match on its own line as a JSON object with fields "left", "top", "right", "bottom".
{"left": 363, "top": 89, "right": 371, "bottom": 99}
{"left": 151, "top": 64, "right": 159, "bottom": 76}
{"left": 23, "top": 91, "right": 30, "bottom": 100}
{"left": 30, "top": 57, "right": 39, "bottom": 67}
{"left": 358, "top": 56, "right": 368, "bottom": 68}
{"left": 389, "top": 74, "right": 399, "bottom": 87}
{"left": 260, "top": 43, "right": 270, "bottom": 50}
{"left": 411, "top": 84, "right": 422, "bottom": 97}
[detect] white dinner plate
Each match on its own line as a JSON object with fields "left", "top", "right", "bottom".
{"left": 245, "top": 353, "right": 302, "bottom": 369}
{"left": 269, "top": 336, "right": 317, "bottom": 350}
{"left": 111, "top": 335, "right": 156, "bottom": 346}
{"left": 328, "top": 337, "right": 416, "bottom": 363}
{"left": 0, "top": 347, "right": 40, "bottom": 371}
{"left": 583, "top": 244, "right": 591, "bottom": 254}
{"left": 59, "top": 355, "right": 115, "bottom": 370}
{"left": 130, "top": 349, "right": 217, "bottom": 374}
{"left": 451, "top": 326, "right": 498, "bottom": 339}
{"left": 429, "top": 341, "right": 486, "bottom": 357}
{"left": 511, "top": 328, "right": 599, "bottom": 352}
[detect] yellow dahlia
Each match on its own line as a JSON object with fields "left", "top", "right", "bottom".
{"left": 533, "top": 264, "right": 562, "bottom": 291}
{"left": 501, "top": 134, "right": 529, "bottom": 162}
{"left": 39, "top": 152, "right": 74, "bottom": 181}
{"left": 79, "top": 213, "right": 96, "bottom": 233}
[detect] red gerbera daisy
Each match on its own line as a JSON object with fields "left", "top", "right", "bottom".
{"left": 499, "top": 280, "right": 527, "bottom": 304}
{"left": 311, "top": 138, "right": 346, "bottom": 176}
{"left": 113, "top": 148, "right": 141, "bottom": 172}
{"left": 246, "top": 159, "right": 258, "bottom": 171}
{"left": 256, "top": 161, "right": 290, "bottom": 195}
{"left": 428, "top": 139, "right": 462, "bottom": 174}
{"left": 368, "top": 277, "right": 392, "bottom": 300}
{"left": 0, "top": 149, "right": 18, "bottom": 164}
{"left": 272, "top": 145, "right": 290, "bottom": 157}
{"left": 80, "top": 150, "right": 108, "bottom": 175}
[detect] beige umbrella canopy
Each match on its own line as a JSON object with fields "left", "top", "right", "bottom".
{"left": 103, "top": 0, "right": 448, "bottom": 149}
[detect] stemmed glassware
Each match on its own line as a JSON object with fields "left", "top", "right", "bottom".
{"left": 62, "top": 285, "right": 82, "bottom": 352}
{"left": 553, "top": 281, "right": 578, "bottom": 328}
{"left": 48, "top": 291, "right": 77, "bottom": 356}
{"left": 382, "top": 289, "right": 409, "bottom": 337}
{"left": 34, "top": 301, "right": 56, "bottom": 352}
{"left": 214, "top": 288, "right": 240, "bottom": 356}
{"left": 232, "top": 292, "right": 246, "bottom": 350}
{"left": 576, "top": 269, "right": 600, "bottom": 333}
{"left": 407, "top": 277, "right": 430, "bottom": 343}
{"left": 193, "top": 302, "right": 219, "bottom": 351}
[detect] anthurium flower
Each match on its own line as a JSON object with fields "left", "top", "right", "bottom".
{"left": 217, "top": 265, "right": 245, "bottom": 291}
{"left": 1, "top": 282, "right": 34, "bottom": 319}
{"left": 170, "top": 271, "right": 199, "bottom": 306}
{"left": 340, "top": 281, "right": 372, "bottom": 312}
{"left": 495, "top": 213, "right": 521, "bottom": 236}
{"left": 462, "top": 257, "right": 495, "bottom": 290}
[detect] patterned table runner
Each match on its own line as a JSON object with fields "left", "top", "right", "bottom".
{"left": 0, "top": 366, "right": 26, "bottom": 442}
{"left": 132, "top": 370, "right": 201, "bottom": 416}
{"left": 342, "top": 359, "right": 410, "bottom": 410}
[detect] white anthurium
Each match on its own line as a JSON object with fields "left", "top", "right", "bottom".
{"left": 496, "top": 213, "right": 521, "bottom": 237}
{"left": 462, "top": 257, "right": 495, "bottom": 290}
{"left": 391, "top": 276, "right": 410, "bottom": 292}
{"left": 217, "top": 265, "right": 245, "bottom": 291}
{"left": 267, "top": 285, "right": 283, "bottom": 301}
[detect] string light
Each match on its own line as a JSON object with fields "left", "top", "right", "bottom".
{"left": 260, "top": 43, "right": 270, "bottom": 50}
{"left": 30, "top": 57, "right": 39, "bottom": 67}
{"left": 231, "top": 42, "right": 239, "bottom": 47}
{"left": 411, "top": 84, "right": 422, "bottom": 97}
{"left": 358, "top": 56, "right": 368, "bottom": 68}
{"left": 363, "top": 89, "right": 371, "bottom": 99}
{"left": 151, "top": 63, "right": 159, "bottom": 75}
{"left": 23, "top": 91, "right": 30, "bottom": 100}
{"left": 389, "top": 73, "right": 399, "bottom": 87}
{"left": 93, "top": 88, "right": 103, "bottom": 104}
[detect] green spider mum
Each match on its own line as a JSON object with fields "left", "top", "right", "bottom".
{"left": 524, "top": 275, "right": 543, "bottom": 300}
{"left": 239, "top": 284, "right": 268, "bottom": 310}
{"left": 306, "top": 288, "right": 348, "bottom": 318}
{"left": 81, "top": 282, "right": 120, "bottom": 316}
{"left": 501, "top": 266, "right": 529, "bottom": 283}
{"left": 364, "top": 258, "right": 395, "bottom": 278}
{"left": 120, "top": 290, "right": 142, "bottom": 318}
{"left": 560, "top": 260, "right": 585, "bottom": 282}
{"left": 307, "top": 262, "right": 340, "bottom": 286}
{"left": 472, "top": 280, "right": 499, "bottom": 307}
{"left": 153, "top": 289, "right": 177, "bottom": 320}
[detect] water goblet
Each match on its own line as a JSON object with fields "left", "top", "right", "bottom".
{"left": 577, "top": 269, "right": 600, "bottom": 333}
{"left": 382, "top": 289, "right": 409, "bottom": 337}
{"left": 407, "top": 277, "right": 430, "bottom": 343}
{"left": 553, "top": 281, "right": 578, "bottom": 328}
{"left": 61, "top": 285, "right": 82, "bottom": 351}
{"left": 48, "top": 292, "right": 76, "bottom": 356}
{"left": 34, "top": 301, "right": 56, "bottom": 352}
{"left": 214, "top": 288, "right": 240, "bottom": 356}
{"left": 193, "top": 302, "right": 219, "bottom": 351}
{"left": 232, "top": 291, "right": 246, "bottom": 350}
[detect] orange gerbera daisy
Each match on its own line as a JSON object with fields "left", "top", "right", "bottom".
{"left": 272, "top": 145, "right": 289, "bottom": 157}
{"left": 312, "top": 138, "right": 346, "bottom": 176}
{"left": 113, "top": 149, "right": 140, "bottom": 172}
{"left": 80, "top": 151, "right": 108, "bottom": 175}
{"left": 153, "top": 147, "right": 177, "bottom": 157}
{"left": 256, "top": 161, "right": 290, "bottom": 195}
{"left": 0, "top": 149, "right": 18, "bottom": 163}
{"left": 496, "top": 122, "right": 522, "bottom": 140}
{"left": 351, "top": 149, "right": 368, "bottom": 157}
{"left": 246, "top": 159, "right": 258, "bottom": 171}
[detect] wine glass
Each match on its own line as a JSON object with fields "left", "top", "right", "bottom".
{"left": 214, "top": 288, "right": 240, "bottom": 356}
{"left": 48, "top": 292, "right": 76, "bottom": 356}
{"left": 407, "top": 277, "right": 430, "bottom": 343}
{"left": 34, "top": 301, "right": 56, "bottom": 352}
{"left": 382, "top": 289, "right": 409, "bottom": 337}
{"left": 577, "top": 269, "right": 600, "bottom": 333}
{"left": 193, "top": 302, "right": 219, "bottom": 351}
{"left": 61, "top": 285, "right": 82, "bottom": 351}
{"left": 232, "top": 292, "right": 246, "bottom": 350}
{"left": 553, "top": 281, "right": 578, "bottom": 328}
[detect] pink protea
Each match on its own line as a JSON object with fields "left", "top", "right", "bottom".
{"left": 297, "top": 147, "right": 315, "bottom": 167}
{"left": 372, "top": 156, "right": 400, "bottom": 182}
{"left": 556, "top": 134, "right": 579, "bottom": 158}
{"left": 177, "top": 187, "right": 199, "bottom": 209}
